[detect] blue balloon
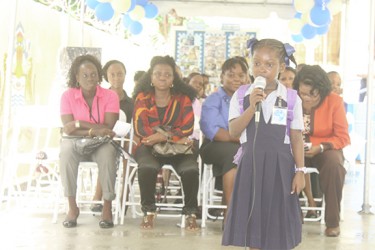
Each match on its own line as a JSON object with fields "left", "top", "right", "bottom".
{"left": 316, "top": 24, "right": 330, "bottom": 35}
{"left": 86, "top": 0, "right": 99, "bottom": 10}
{"left": 130, "top": 21, "right": 143, "bottom": 35}
{"left": 310, "top": 4, "right": 331, "bottom": 26}
{"left": 291, "top": 34, "right": 304, "bottom": 43}
{"left": 294, "top": 12, "right": 302, "bottom": 19}
{"left": 144, "top": 3, "right": 158, "bottom": 19}
{"left": 314, "top": 0, "right": 331, "bottom": 6}
{"left": 301, "top": 24, "right": 317, "bottom": 39}
{"left": 136, "top": 0, "right": 149, "bottom": 6}
{"left": 95, "top": 2, "right": 114, "bottom": 21}
{"left": 127, "top": 0, "right": 136, "bottom": 12}
{"left": 122, "top": 14, "right": 134, "bottom": 29}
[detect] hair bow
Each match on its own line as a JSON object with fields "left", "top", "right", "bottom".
{"left": 284, "top": 43, "right": 295, "bottom": 66}
{"left": 246, "top": 37, "right": 258, "bottom": 55}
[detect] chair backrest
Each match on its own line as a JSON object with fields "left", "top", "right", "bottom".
{"left": 1, "top": 105, "right": 61, "bottom": 203}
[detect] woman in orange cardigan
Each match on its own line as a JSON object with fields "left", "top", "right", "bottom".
{"left": 293, "top": 65, "right": 350, "bottom": 237}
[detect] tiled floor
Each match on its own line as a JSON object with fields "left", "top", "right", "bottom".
{"left": 1, "top": 164, "right": 374, "bottom": 250}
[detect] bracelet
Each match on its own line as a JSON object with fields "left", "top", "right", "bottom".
{"left": 295, "top": 167, "right": 307, "bottom": 174}
{"left": 75, "top": 120, "right": 80, "bottom": 128}
{"left": 88, "top": 128, "right": 93, "bottom": 137}
{"left": 319, "top": 144, "right": 324, "bottom": 153}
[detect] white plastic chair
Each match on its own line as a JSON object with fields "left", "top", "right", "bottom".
{"left": 1, "top": 106, "right": 61, "bottom": 211}
{"left": 120, "top": 125, "right": 196, "bottom": 228}
{"left": 52, "top": 121, "right": 131, "bottom": 225}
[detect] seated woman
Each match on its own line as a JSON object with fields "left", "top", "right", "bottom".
{"left": 293, "top": 65, "right": 350, "bottom": 237}
{"left": 132, "top": 55, "right": 199, "bottom": 231}
{"left": 185, "top": 72, "right": 205, "bottom": 148}
{"left": 278, "top": 66, "right": 296, "bottom": 89}
{"left": 90, "top": 59, "right": 134, "bottom": 212}
{"left": 279, "top": 66, "right": 317, "bottom": 216}
{"left": 59, "top": 54, "right": 119, "bottom": 228}
{"left": 199, "top": 57, "right": 248, "bottom": 226}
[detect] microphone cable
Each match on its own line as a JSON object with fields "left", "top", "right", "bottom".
{"left": 244, "top": 116, "right": 260, "bottom": 249}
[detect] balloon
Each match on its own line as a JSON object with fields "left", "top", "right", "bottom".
{"left": 315, "top": 0, "right": 331, "bottom": 6}
{"left": 130, "top": 21, "right": 143, "bottom": 35}
{"left": 310, "top": 4, "right": 331, "bottom": 27}
{"left": 136, "top": 0, "right": 148, "bottom": 6}
{"left": 144, "top": 3, "right": 158, "bottom": 19}
{"left": 291, "top": 34, "right": 304, "bottom": 43}
{"left": 127, "top": 0, "right": 136, "bottom": 12}
{"left": 328, "top": 0, "right": 343, "bottom": 15}
{"left": 288, "top": 18, "right": 304, "bottom": 34}
{"left": 301, "top": 12, "right": 311, "bottom": 24}
{"left": 129, "top": 5, "right": 145, "bottom": 21}
{"left": 86, "top": 0, "right": 99, "bottom": 10}
{"left": 95, "top": 2, "right": 114, "bottom": 21}
{"left": 301, "top": 24, "right": 317, "bottom": 39}
{"left": 294, "top": 12, "right": 302, "bottom": 19}
{"left": 294, "top": 0, "right": 314, "bottom": 13}
{"left": 316, "top": 24, "right": 330, "bottom": 35}
{"left": 111, "top": 0, "right": 133, "bottom": 13}
{"left": 122, "top": 14, "right": 133, "bottom": 29}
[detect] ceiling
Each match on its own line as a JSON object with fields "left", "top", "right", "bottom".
{"left": 153, "top": 0, "right": 295, "bottom": 19}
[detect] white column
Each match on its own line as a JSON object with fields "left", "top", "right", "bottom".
{"left": 360, "top": 0, "right": 374, "bottom": 214}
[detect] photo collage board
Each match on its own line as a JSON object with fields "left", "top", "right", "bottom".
{"left": 175, "top": 30, "right": 256, "bottom": 90}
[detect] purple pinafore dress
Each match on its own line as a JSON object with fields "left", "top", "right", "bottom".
{"left": 222, "top": 94, "right": 302, "bottom": 250}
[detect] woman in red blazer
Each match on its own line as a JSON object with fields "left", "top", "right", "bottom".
{"left": 293, "top": 65, "right": 350, "bottom": 237}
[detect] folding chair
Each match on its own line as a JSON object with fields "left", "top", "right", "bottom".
{"left": 300, "top": 168, "right": 325, "bottom": 224}
{"left": 301, "top": 167, "right": 345, "bottom": 224}
{"left": 52, "top": 121, "right": 131, "bottom": 225}
{"left": 120, "top": 125, "right": 191, "bottom": 228}
{"left": 1, "top": 106, "right": 61, "bottom": 211}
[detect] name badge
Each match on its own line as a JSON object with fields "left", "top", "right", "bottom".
{"left": 271, "top": 106, "right": 287, "bottom": 125}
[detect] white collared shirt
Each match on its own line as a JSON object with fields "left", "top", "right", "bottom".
{"left": 229, "top": 81, "right": 303, "bottom": 144}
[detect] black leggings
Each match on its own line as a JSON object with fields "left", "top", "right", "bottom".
{"left": 134, "top": 144, "right": 199, "bottom": 215}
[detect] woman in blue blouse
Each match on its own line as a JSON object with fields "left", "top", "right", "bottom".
{"left": 200, "top": 57, "right": 248, "bottom": 226}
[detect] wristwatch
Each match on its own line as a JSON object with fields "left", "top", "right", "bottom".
{"left": 75, "top": 120, "right": 80, "bottom": 128}
{"left": 295, "top": 167, "right": 307, "bottom": 174}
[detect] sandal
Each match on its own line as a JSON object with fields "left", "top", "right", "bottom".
{"left": 305, "top": 210, "right": 318, "bottom": 218}
{"left": 140, "top": 212, "right": 156, "bottom": 229}
{"left": 99, "top": 220, "right": 114, "bottom": 229}
{"left": 63, "top": 208, "right": 80, "bottom": 228}
{"left": 90, "top": 204, "right": 103, "bottom": 213}
{"left": 185, "top": 214, "right": 199, "bottom": 231}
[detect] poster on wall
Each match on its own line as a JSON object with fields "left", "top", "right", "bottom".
{"left": 175, "top": 31, "right": 204, "bottom": 74}
{"left": 175, "top": 30, "right": 256, "bottom": 85}
{"left": 58, "top": 47, "right": 102, "bottom": 84}
{"left": 11, "top": 23, "right": 34, "bottom": 107}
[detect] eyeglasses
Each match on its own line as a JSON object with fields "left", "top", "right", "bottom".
{"left": 299, "top": 90, "right": 320, "bottom": 99}
{"left": 152, "top": 71, "right": 173, "bottom": 79}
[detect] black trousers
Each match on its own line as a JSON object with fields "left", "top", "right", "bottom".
{"left": 199, "top": 139, "right": 240, "bottom": 177}
{"left": 134, "top": 144, "right": 199, "bottom": 215}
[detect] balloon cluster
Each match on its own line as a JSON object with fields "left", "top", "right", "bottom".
{"left": 289, "top": 0, "right": 343, "bottom": 43}
{"left": 86, "top": 0, "right": 159, "bottom": 35}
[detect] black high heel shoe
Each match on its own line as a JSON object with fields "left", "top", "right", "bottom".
{"left": 99, "top": 220, "right": 114, "bottom": 228}
{"left": 63, "top": 209, "right": 80, "bottom": 228}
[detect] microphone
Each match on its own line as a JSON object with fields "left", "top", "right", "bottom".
{"left": 253, "top": 76, "right": 266, "bottom": 124}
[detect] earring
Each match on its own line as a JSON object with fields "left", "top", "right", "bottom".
{"left": 76, "top": 82, "right": 80, "bottom": 87}
{"left": 151, "top": 82, "right": 154, "bottom": 87}
{"left": 170, "top": 84, "right": 174, "bottom": 88}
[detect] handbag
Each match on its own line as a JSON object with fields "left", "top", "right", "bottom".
{"left": 73, "top": 136, "right": 112, "bottom": 155}
{"left": 151, "top": 126, "right": 193, "bottom": 157}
